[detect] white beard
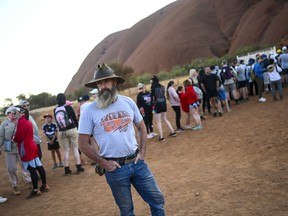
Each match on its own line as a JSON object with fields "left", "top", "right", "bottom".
{"left": 95, "top": 86, "right": 118, "bottom": 109}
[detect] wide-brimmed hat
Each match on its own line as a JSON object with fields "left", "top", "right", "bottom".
{"left": 85, "top": 63, "right": 126, "bottom": 88}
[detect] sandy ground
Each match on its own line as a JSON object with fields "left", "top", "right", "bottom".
{"left": 0, "top": 89, "right": 288, "bottom": 216}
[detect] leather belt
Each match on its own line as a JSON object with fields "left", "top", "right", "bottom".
{"left": 105, "top": 149, "right": 139, "bottom": 165}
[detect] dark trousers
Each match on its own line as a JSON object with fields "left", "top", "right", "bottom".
{"left": 37, "top": 145, "right": 42, "bottom": 160}
{"left": 202, "top": 93, "right": 211, "bottom": 114}
{"left": 255, "top": 77, "right": 264, "bottom": 99}
{"left": 249, "top": 80, "right": 258, "bottom": 96}
{"left": 172, "top": 106, "right": 181, "bottom": 129}
{"left": 27, "top": 165, "right": 46, "bottom": 190}
{"left": 143, "top": 111, "right": 154, "bottom": 134}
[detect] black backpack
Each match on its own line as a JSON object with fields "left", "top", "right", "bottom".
{"left": 221, "top": 66, "right": 234, "bottom": 80}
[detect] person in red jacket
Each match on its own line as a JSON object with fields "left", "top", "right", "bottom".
{"left": 183, "top": 79, "right": 203, "bottom": 130}
{"left": 177, "top": 86, "right": 191, "bottom": 129}
{"left": 13, "top": 106, "right": 49, "bottom": 199}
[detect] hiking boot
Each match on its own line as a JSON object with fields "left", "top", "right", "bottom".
{"left": 65, "top": 166, "right": 72, "bottom": 175}
{"left": 52, "top": 163, "right": 57, "bottom": 169}
{"left": 58, "top": 162, "right": 64, "bottom": 167}
{"left": 12, "top": 186, "right": 21, "bottom": 195}
{"left": 26, "top": 189, "right": 41, "bottom": 199}
{"left": 40, "top": 184, "right": 50, "bottom": 193}
{"left": 76, "top": 164, "right": 85, "bottom": 174}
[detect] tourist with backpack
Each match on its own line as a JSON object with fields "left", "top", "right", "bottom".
{"left": 219, "top": 60, "right": 240, "bottom": 105}
{"left": 247, "top": 58, "right": 258, "bottom": 96}
{"left": 151, "top": 75, "right": 176, "bottom": 141}
{"left": 54, "top": 93, "right": 84, "bottom": 175}
{"left": 267, "top": 59, "right": 283, "bottom": 100}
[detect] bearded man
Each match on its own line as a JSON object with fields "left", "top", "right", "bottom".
{"left": 78, "top": 64, "right": 165, "bottom": 216}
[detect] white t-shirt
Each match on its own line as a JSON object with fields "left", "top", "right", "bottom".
{"left": 78, "top": 95, "right": 142, "bottom": 158}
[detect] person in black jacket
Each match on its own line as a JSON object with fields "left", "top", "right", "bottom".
{"left": 136, "top": 83, "right": 157, "bottom": 139}
{"left": 54, "top": 93, "right": 84, "bottom": 175}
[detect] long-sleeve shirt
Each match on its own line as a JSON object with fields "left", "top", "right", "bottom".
{"left": 254, "top": 63, "right": 264, "bottom": 79}
{"left": 168, "top": 87, "right": 180, "bottom": 106}
{"left": 13, "top": 115, "right": 38, "bottom": 161}
{"left": 0, "top": 118, "right": 18, "bottom": 153}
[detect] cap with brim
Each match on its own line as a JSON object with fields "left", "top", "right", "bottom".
{"left": 43, "top": 114, "right": 53, "bottom": 119}
{"left": 90, "top": 89, "right": 98, "bottom": 94}
{"left": 85, "top": 63, "right": 126, "bottom": 88}
{"left": 5, "top": 106, "right": 21, "bottom": 115}
{"left": 19, "top": 100, "right": 29, "bottom": 106}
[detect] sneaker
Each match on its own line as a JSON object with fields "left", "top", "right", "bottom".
{"left": 218, "top": 112, "right": 223, "bottom": 117}
{"left": 198, "top": 125, "right": 203, "bottom": 130}
{"left": 40, "top": 184, "right": 50, "bottom": 193}
{"left": 159, "top": 137, "right": 165, "bottom": 142}
{"left": 176, "top": 128, "right": 185, "bottom": 133}
{"left": 0, "top": 196, "right": 7, "bottom": 204}
{"left": 184, "top": 125, "right": 192, "bottom": 129}
{"left": 52, "top": 163, "right": 57, "bottom": 169}
{"left": 58, "top": 162, "right": 64, "bottom": 167}
{"left": 151, "top": 132, "right": 158, "bottom": 137}
{"left": 26, "top": 189, "right": 41, "bottom": 199}
{"left": 213, "top": 112, "right": 218, "bottom": 117}
{"left": 200, "top": 116, "right": 205, "bottom": 120}
{"left": 168, "top": 132, "right": 177, "bottom": 137}
{"left": 12, "top": 186, "right": 21, "bottom": 195}
{"left": 147, "top": 133, "right": 153, "bottom": 139}
{"left": 192, "top": 125, "right": 201, "bottom": 131}
{"left": 258, "top": 97, "right": 266, "bottom": 102}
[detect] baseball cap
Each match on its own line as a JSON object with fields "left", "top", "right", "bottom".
{"left": 90, "top": 89, "right": 98, "bottom": 94}
{"left": 43, "top": 114, "right": 53, "bottom": 119}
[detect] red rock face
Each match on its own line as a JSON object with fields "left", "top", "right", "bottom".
{"left": 65, "top": 0, "right": 288, "bottom": 94}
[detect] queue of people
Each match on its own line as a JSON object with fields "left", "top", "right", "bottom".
{"left": 0, "top": 47, "right": 285, "bottom": 213}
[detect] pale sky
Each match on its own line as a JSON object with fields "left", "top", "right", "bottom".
{"left": 0, "top": 0, "right": 176, "bottom": 106}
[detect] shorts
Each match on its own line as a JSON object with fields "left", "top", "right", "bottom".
{"left": 282, "top": 68, "right": 288, "bottom": 75}
{"left": 154, "top": 102, "right": 167, "bottom": 114}
{"left": 224, "top": 83, "right": 236, "bottom": 92}
{"left": 218, "top": 88, "right": 227, "bottom": 100}
{"left": 206, "top": 90, "right": 218, "bottom": 99}
{"left": 237, "top": 80, "right": 247, "bottom": 88}
{"left": 189, "top": 101, "right": 200, "bottom": 109}
{"left": 47, "top": 140, "right": 60, "bottom": 151}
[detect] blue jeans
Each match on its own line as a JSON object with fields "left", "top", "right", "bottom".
{"left": 271, "top": 79, "right": 283, "bottom": 99}
{"left": 105, "top": 160, "right": 165, "bottom": 216}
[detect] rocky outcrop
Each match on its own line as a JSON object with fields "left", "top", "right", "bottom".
{"left": 65, "top": 0, "right": 288, "bottom": 94}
